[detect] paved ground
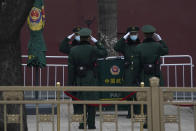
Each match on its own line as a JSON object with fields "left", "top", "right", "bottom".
{"left": 27, "top": 105, "right": 194, "bottom": 131}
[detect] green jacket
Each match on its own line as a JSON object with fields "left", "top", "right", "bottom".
{"left": 114, "top": 38, "right": 141, "bottom": 86}
{"left": 59, "top": 37, "right": 79, "bottom": 54}
{"left": 136, "top": 38, "right": 168, "bottom": 86}
{"left": 68, "top": 41, "right": 107, "bottom": 100}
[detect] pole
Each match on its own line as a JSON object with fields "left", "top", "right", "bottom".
{"left": 140, "top": 82, "right": 145, "bottom": 131}
{"left": 150, "top": 77, "right": 161, "bottom": 131}
{"left": 56, "top": 82, "right": 61, "bottom": 131}
{"left": 35, "top": 67, "right": 39, "bottom": 99}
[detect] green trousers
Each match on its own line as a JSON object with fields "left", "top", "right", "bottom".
{"left": 78, "top": 104, "right": 96, "bottom": 128}
{"left": 127, "top": 93, "right": 141, "bottom": 117}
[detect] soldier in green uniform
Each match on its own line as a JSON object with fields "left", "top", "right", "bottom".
{"left": 59, "top": 26, "right": 81, "bottom": 54}
{"left": 136, "top": 25, "right": 168, "bottom": 128}
{"left": 114, "top": 26, "right": 141, "bottom": 118}
{"left": 59, "top": 26, "right": 81, "bottom": 115}
{"left": 68, "top": 28, "right": 107, "bottom": 129}
{"left": 137, "top": 25, "right": 168, "bottom": 86}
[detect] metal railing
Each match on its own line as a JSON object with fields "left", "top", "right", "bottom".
{"left": 161, "top": 55, "right": 194, "bottom": 87}
{"left": 0, "top": 85, "right": 151, "bottom": 131}
{"left": 21, "top": 55, "right": 68, "bottom": 100}
{"left": 21, "top": 55, "right": 194, "bottom": 100}
{"left": 0, "top": 77, "right": 196, "bottom": 131}
{"left": 160, "top": 55, "right": 194, "bottom": 101}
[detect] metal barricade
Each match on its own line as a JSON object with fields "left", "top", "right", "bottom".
{"left": 160, "top": 55, "right": 194, "bottom": 100}
{"left": 21, "top": 55, "right": 68, "bottom": 100}
{"left": 21, "top": 55, "right": 194, "bottom": 100}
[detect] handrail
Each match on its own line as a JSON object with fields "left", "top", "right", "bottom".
{"left": 161, "top": 55, "right": 193, "bottom": 66}
{"left": 21, "top": 55, "right": 68, "bottom": 59}
{"left": 21, "top": 55, "right": 194, "bottom": 67}
{"left": 0, "top": 100, "right": 148, "bottom": 105}
{"left": 21, "top": 55, "right": 193, "bottom": 64}
{"left": 21, "top": 64, "right": 68, "bottom": 67}
{"left": 1, "top": 86, "right": 196, "bottom": 92}
{"left": 0, "top": 86, "right": 149, "bottom": 92}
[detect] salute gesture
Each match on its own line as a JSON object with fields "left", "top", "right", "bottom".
{"left": 153, "top": 33, "right": 162, "bottom": 41}
{"left": 67, "top": 33, "right": 75, "bottom": 39}
{"left": 90, "top": 35, "right": 98, "bottom": 43}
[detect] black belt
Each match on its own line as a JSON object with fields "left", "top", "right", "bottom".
{"left": 76, "top": 65, "right": 94, "bottom": 77}
{"left": 143, "top": 64, "right": 156, "bottom": 75}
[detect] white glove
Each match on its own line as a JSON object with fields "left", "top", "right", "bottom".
{"left": 90, "top": 36, "right": 98, "bottom": 43}
{"left": 123, "top": 32, "right": 130, "bottom": 40}
{"left": 67, "top": 33, "right": 75, "bottom": 39}
{"left": 153, "top": 33, "right": 162, "bottom": 41}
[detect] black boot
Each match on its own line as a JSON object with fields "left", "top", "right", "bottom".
{"left": 88, "top": 125, "right": 96, "bottom": 129}
{"left": 127, "top": 106, "right": 131, "bottom": 118}
{"left": 143, "top": 122, "right": 147, "bottom": 129}
{"left": 126, "top": 114, "right": 131, "bottom": 118}
{"left": 79, "top": 123, "right": 84, "bottom": 129}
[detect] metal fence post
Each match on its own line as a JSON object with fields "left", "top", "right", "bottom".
{"left": 149, "top": 77, "right": 161, "bottom": 131}
{"left": 140, "top": 82, "right": 145, "bottom": 131}
{"left": 56, "top": 82, "right": 61, "bottom": 131}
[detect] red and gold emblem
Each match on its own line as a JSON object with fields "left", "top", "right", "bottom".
{"left": 27, "top": 6, "right": 45, "bottom": 31}
{"left": 30, "top": 7, "right": 41, "bottom": 22}
{"left": 110, "top": 65, "right": 120, "bottom": 75}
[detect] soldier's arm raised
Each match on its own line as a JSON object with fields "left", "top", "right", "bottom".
{"left": 59, "top": 37, "right": 72, "bottom": 54}
{"left": 59, "top": 33, "right": 75, "bottom": 54}
{"left": 159, "top": 40, "right": 169, "bottom": 56}
{"left": 94, "top": 42, "right": 108, "bottom": 58}
{"left": 90, "top": 36, "right": 107, "bottom": 58}
{"left": 114, "top": 37, "right": 126, "bottom": 53}
{"left": 153, "top": 33, "right": 168, "bottom": 55}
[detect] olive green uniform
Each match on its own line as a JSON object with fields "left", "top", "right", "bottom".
{"left": 59, "top": 37, "right": 80, "bottom": 115}
{"left": 114, "top": 37, "right": 141, "bottom": 117}
{"left": 59, "top": 27, "right": 81, "bottom": 115}
{"left": 136, "top": 25, "right": 169, "bottom": 128}
{"left": 114, "top": 38, "right": 141, "bottom": 86}
{"left": 59, "top": 26, "right": 81, "bottom": 54}
{"left": 68, "top": 37, "right": 107, "bottom": 128}
{"left": 59, "top": 38, "right": 80, "bottom": 54}
{"left": 137, "top": 39, "right": 168, "bottom": 86}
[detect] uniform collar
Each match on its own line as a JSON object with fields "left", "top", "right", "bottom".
{"left": 80, "top": 41, "right": 91, "bottom": 45}
{"left": 72, "top": 39, "right": 80, "bottom": 46}
{"left": 127, "top": 38, "right": 140, "bottom": 45}
{"left": 143, "top": 38, "right": 156, "bottom": 43}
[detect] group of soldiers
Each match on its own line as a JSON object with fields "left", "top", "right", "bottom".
{"left": 59, "top": 25, "right": 168, "bottom": 129}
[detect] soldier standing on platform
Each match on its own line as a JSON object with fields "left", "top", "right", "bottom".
{"left": 114, "top": 26, "right": 141, "bottom": 118}
{"left": 59, "top": 26, "right": 81, "bottom": 115}
{"left": 136, "top": 25, "right": 168, "bottom": 128}
{"left": 68, "top": 28, "right": 107, "bottom": 129}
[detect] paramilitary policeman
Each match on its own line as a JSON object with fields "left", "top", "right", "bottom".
{"left": 137, "top": 25, "right": 168, "bottom": 86}
{"left": 59, "top": 26, "right": 81, "bottom": 54}
{"left": 114, "top": 26, "right": 141, "bottom": 118}
{"left": 59, "top": 26, "right": 81, "bottom": 115}
{"left": 136, "top": 25, "right": 168, "bottom": 128}
{"left": 68, "top": 28, "right": 107, "bottom": 129}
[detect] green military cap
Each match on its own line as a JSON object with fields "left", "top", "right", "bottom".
{"left": 141, "top": 25, "right": 156, "bottom": 33}
{"left": 78, "top": 28, "right": 92, "bottom": 37}
{"left": 72, "top": 26, "right": 81, "bottom": 33}
{"left": 126, "top": 26, "right": 139, "bottom": 33}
